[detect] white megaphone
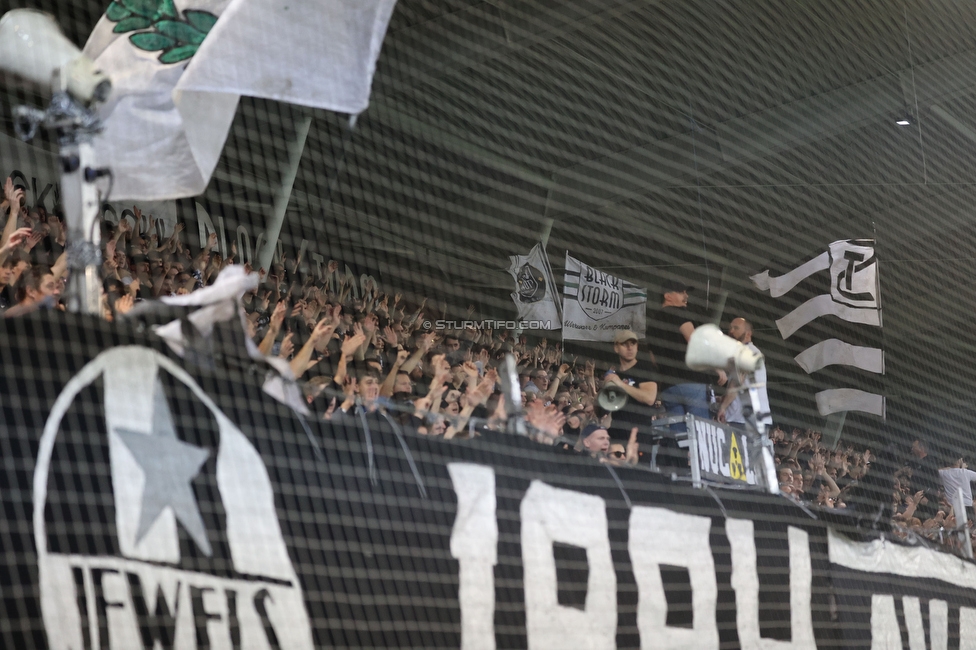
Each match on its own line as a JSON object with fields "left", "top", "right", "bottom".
{"left": 597, "top": 383, "right": 628, "bottom": 412}
{"left": 0, "top": 9, "right": 110, "bottom": 104}
{"left": 685, "top": 323, "right": 763, "bottom": 374}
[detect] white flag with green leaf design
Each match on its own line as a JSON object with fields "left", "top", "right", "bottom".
{"left": 84, "top": 0, "right": 397, "bottom": 201}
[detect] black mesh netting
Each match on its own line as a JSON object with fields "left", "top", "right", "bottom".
{"left": 5, "top": 1, "right": 976, "bottom": 648}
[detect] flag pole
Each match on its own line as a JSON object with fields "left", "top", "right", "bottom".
{"left": 256, "top": 114, "right": 312, "bottom": 272}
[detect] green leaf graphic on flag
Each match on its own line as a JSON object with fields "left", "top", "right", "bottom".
{"left": 105, "top": 0, "right": 216, "bottom": 64}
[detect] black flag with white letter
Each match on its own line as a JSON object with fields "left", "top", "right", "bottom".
{"left": 752, "top": 238, "right": 885, "bottom": 419}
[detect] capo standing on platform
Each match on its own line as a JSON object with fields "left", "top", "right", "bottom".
{"left": 605, "top": 329, "right": 658, "bottom": 444}
{"left": 646, "top": 280, "right": 725, "bottom": 430}
{"left": 717, "top": 317, "right": 771, "bottom": 428}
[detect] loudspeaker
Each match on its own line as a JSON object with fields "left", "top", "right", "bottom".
{"left": 0, "top": 9, "right": 111, "bottom": 104}
{"left": 685, "top": 324, "right": 763, "bottom": 374}
{"left": 597, "top": 385, "right": 628, "bottom": 412}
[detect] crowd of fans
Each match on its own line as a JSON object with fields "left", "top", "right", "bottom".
{"left": 4, "top": 176, "right": 976, "bottom": 557}
{"left": 772, "top": 426, "right": 976, "bottom": 556}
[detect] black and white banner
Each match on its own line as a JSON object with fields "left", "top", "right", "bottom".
{"left": 562, "top": 254, "right": 647, "bottom": 341}
{"left": 2, "top": 313, "right": 974, "bottom": 648}
{"left": 692, "top": 418, "right": 773, "bottom": 488}
{"left": 508, "top": 243, "right": 561, "bottom": 329}
{"left": 752, "top": 239, "right": 885, "bottom": 418}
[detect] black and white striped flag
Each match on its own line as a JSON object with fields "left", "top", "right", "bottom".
{"left": 752, "top": 239, "right": 884, "bottom": 418}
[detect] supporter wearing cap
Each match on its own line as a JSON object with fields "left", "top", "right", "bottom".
{"left": 605, "top": 329, "right": 658, "bottom": 447}
{"left": 579, "top": 424, "right": 611, "bottom": 457}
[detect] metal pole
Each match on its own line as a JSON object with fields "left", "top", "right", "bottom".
{"left": 257, "top": 115, "right": 312, "bottom": 272}
{"left": 60, "top": 138, "right": 102, "bottom": 314}
{"left": 687, "top": 414, "right": 701, "bottom": 488}
{"left": 745, "top": 380, "right": 770, "bottom": 440}
{"left": 954, "top": 486, "right": 973, "bottom": 560}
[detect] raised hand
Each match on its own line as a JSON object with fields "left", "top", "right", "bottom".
{"left": 395, "top": 348, "right": 410, "bottom": 365}
{"left": 382, "top": 324, "right": 398, "bottom": 347}
{"left": 431, "top": 354, "right": 450, "bottom": 384}
{"left": 341, "top": 332, "right": 367, "bottom": 357}
{"left": 468, "top": 374, "right": 495, "bottom": 405}
{"left": 115, "top": 293, "right": 135, "bottom": 315}
{"left": 461, "top": 361, "right": 479, "bottom": 380}
{"left": 525, "top": 400, "right": 565, "bottom": 441}
{"left": 431, "top": 384, "right": 448, "bottom": 403}
{"left": 809, "top": 452, "right": 825, "bottom": 474}
{"left": 278, "top": 332, "right": 295, "bottom": 359}
{"left": 24, "top": 231, "right": 43, "bottom": 251}
{"left": 4, "top": 227, "right": 32, "bottom": 249}
{"left": 484, "top": 368, "right": 499, "bottom": 387}
{"left": 310, "top": 316, "right": 336, "bottom": 343}
{"left": 270, "top": 300, "right": 287, "bottom": 327}
{"left": 413, "top": 395, "right": 433, "bottom": 417}
{"left": 626, "top": 427, "right": 640, "bottom": 463}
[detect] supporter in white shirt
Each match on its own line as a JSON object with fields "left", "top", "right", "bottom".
{"left": 717, "top": 317, "right": 770, "bottom": 427}
{"left": 939, "top": 458, "right": 976, "bottom": 521}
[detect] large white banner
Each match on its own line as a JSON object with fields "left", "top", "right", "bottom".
{"left": 83, "top": 0, "right": 397, "bottom": 200}
{"left": 508, "top": 243, "right": 560, "bottom": 329}
{"left": 561, "top": 254, "right": 646, "bottom": 341}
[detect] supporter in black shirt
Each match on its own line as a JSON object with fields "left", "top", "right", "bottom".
{"left": 605, "top": 329, "right": 658, "bottom": 444}
{"left": 645, "top": 279, "right": 725, "bottom": 434}
{"left": 906, "top": 438, "right": 941, "bottom": 519}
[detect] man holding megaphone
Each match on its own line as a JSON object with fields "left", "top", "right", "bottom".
{"left": 604, "top": 329, "right": 658, "bottom": 445}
